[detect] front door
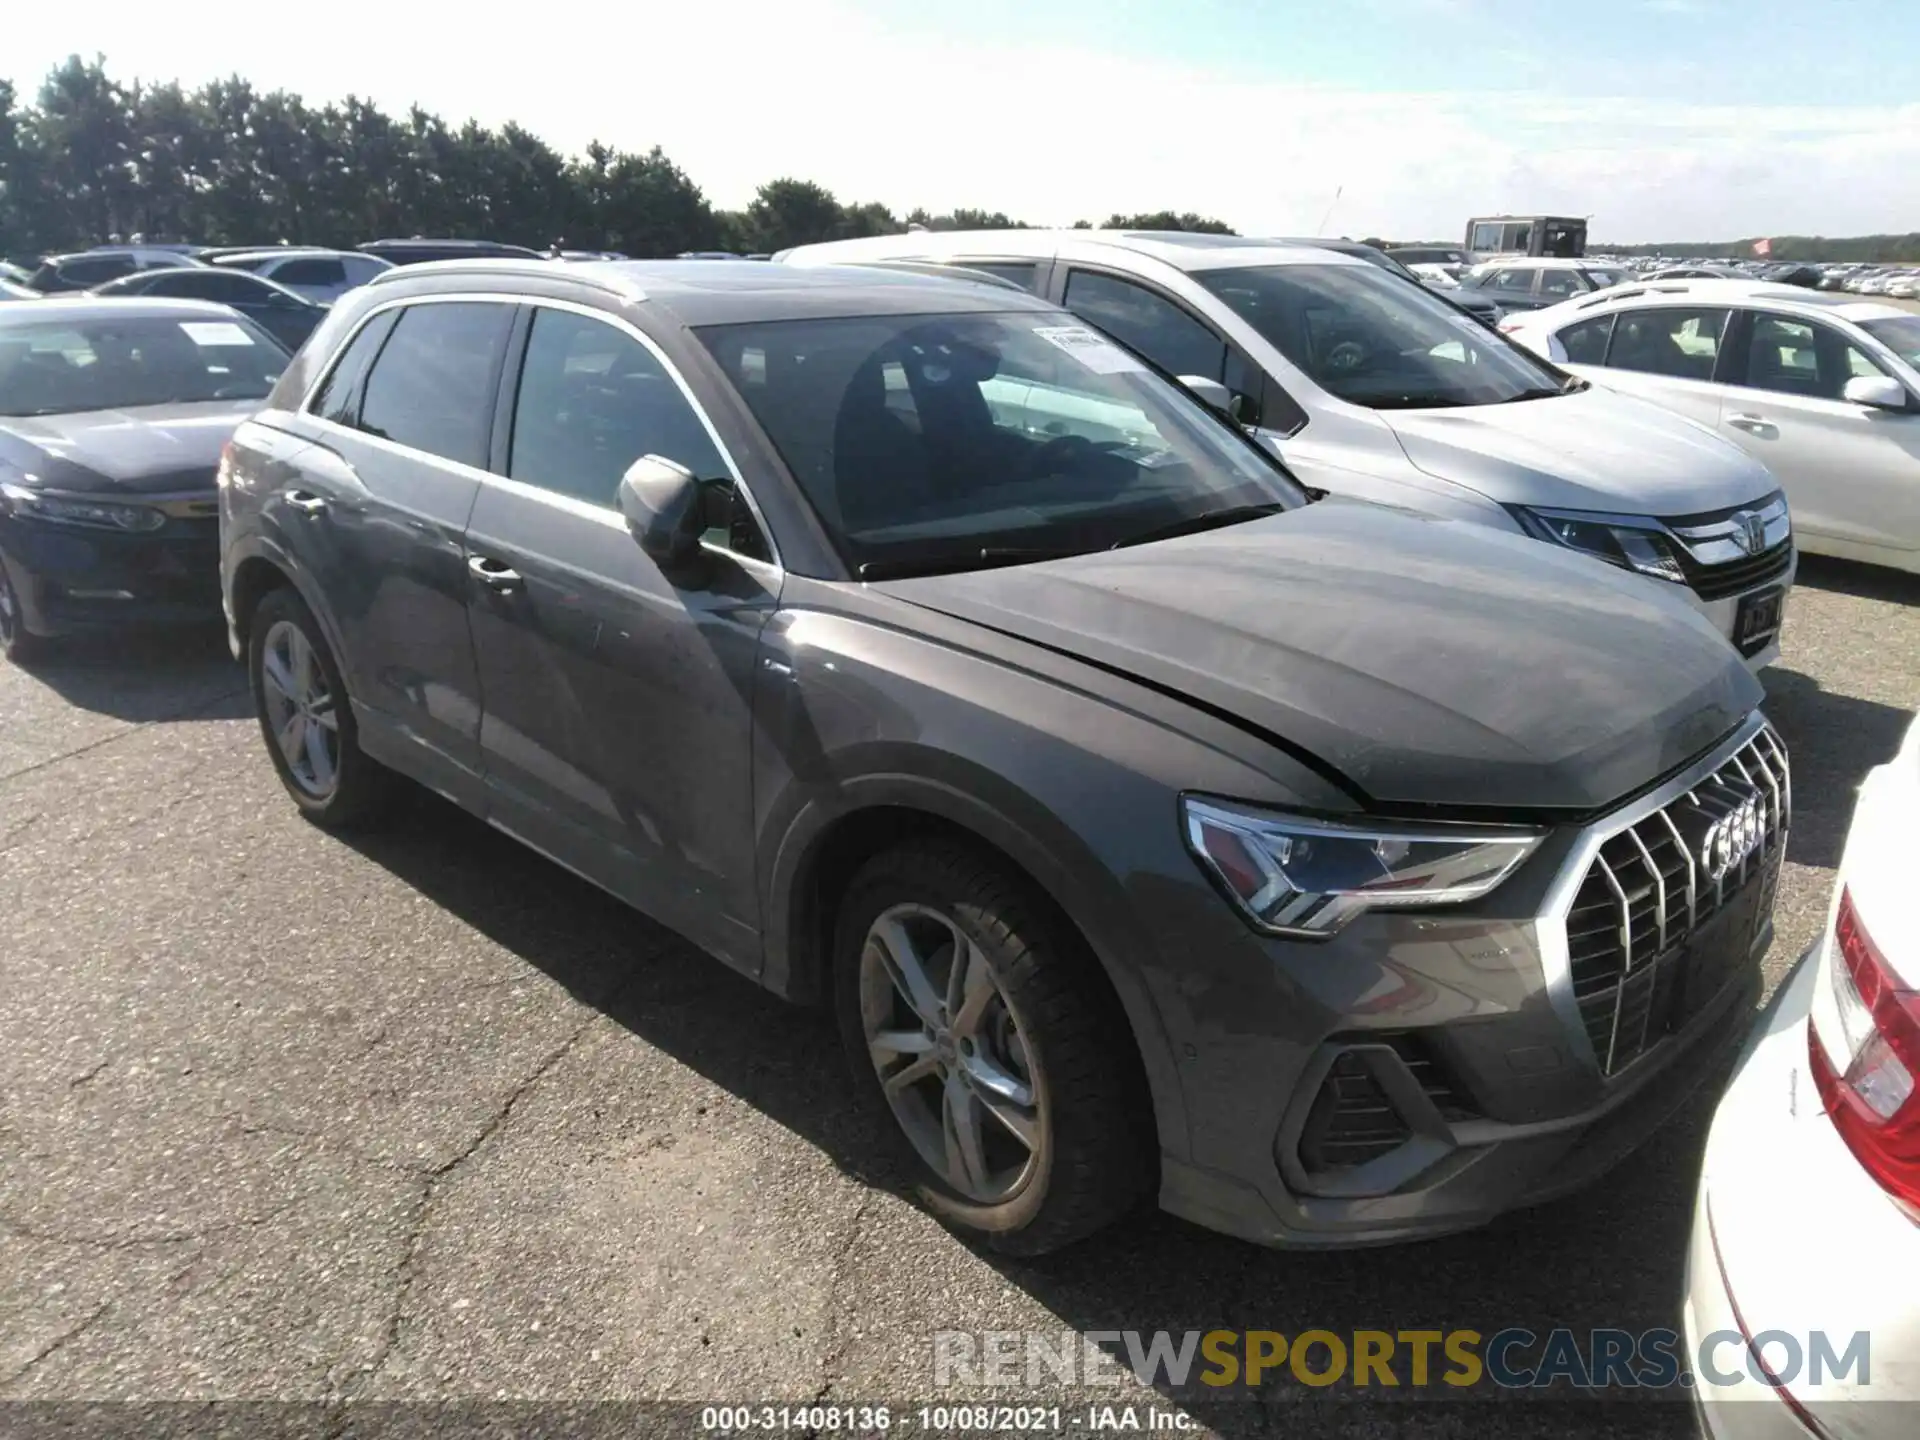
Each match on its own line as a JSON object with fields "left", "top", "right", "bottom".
{"left": 1715, "top": 312, "right": 1920, "bottom": 561}
{"left": 462, "top": 304, "right": 781, "bottom": 974}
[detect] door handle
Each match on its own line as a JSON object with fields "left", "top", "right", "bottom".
{"left": 467, "top": 555, "right": 522, "bottom": 592}
{"left": 283, "top": 489, "right": 327, "bottom": 515}
{"left": 1725, "top": 413, "right": 1775, "bottom": 433}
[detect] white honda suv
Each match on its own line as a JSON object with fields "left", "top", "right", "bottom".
{"left": 781, "top": 231, "right": 1797, "bottom": 667}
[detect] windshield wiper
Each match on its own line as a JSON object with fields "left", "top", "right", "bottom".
{"left": 1109, "top": 502, "right": 1288, "bottom": 550}
{"left": 856, "top": 546, "right": 1080, "bottom": 582}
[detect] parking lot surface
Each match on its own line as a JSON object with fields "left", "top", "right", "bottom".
{"left": 2, "top": 556, "right": 1917, "bottom": 1437}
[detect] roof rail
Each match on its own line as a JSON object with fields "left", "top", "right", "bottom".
{"left": 365, "top": 257, "right": 645, "bottom": 301}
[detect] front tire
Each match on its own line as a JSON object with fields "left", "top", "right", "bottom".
{"left": 247, "top": 586, "right": 392, "bottom": 829}
{"left": 833, "top": 839, "right": 1156, "bottom": 1255}
{"left": 0, "top": 557, "right": 47, "bottom": 665}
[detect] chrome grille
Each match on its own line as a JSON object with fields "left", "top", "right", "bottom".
{"left": 1665, "top": 494, "right": 1794, "bottom": 602}
{"left": 1566, "top": 726, "right": 1790, "bottom": 1076}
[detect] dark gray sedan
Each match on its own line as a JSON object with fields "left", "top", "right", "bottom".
{"left": 0, "top": 298, "right": 289, "bottom": 660}
{"left": 91, "top": 266, "right": 329, "bottom": 352}
{"left": 219, "top": 259, "right": 1784, "bottom": 1255}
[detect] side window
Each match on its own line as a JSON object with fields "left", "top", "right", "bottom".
{"left": 60, "top": 257, "right": 128, "bottom": 286}
{"left": 1740, "top": 314, "right": 1828, "bottom": 397}
{"left": 508, "top": 307, "right": 732, "bottom": 508}
{"left": 356, "top": 302, "right": 513, "bottom": 467}
{"left": 159, "top": 271, "right": 263, "bottom": 302}
{"left": 1538, "top": 269, "right": 1582, "bottom": 299}
{"left": 1062, "top": 270, "right": 1228, "bottom": 382}
{"left": 1556, "top": 314, "right": 1615, "bottom": 364}
{"left": 308, "top": 310, "right": 399, "bottom": 425}
{"left": 953, "top": 260, "right": 1038, "bottom": 292}
{"left": 1604, "top": 307, "right": 1728, "bottom": 381}
{"left": 342, "top": 257, "right": 388, "bottom": 285}
{"left": 273, "top": 258, "right": 348, "bottom": 288}
{"left": 1486, "top": 267, "right": 1533, "bottom": 293}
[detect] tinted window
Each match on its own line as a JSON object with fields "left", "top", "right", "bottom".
{"left": 356, "top": 302, "right": 512, "bottom": 467}
{"left": 1556, "top": 314, "right": 1615, "bottom": 364}
{"left": 1538, "top": 269, "right": 1583, "bottom": 299}
{"left": 1740, "top": 315, "right": 1823, "bottom": 397}
{"left": 150, "top": 271, "right": 267, "bottom": 302}
{"left": 953, "top": 261, "right": 1038, "bottom": 291}
{"left": 61, "top": 257, "right": 130, "bottom": 285}
{"left": 1062, "top": 270, "right": 1228, "bottom": 382}
{"left": 0, "top": 314, "right": 286, "bottom": 416}
{"left": 697, "top": 311, "right": 1302, "bottom": 576}
{"left": 1741, "top": 314, "right": 1888, "bottom": 401}
{"left": 1861, "top": 316, "right": 1920, "bottom": 371}
{"left": 1195, "top": 263, "right": 1566, "bottom": 409}
{"left": 273, "top": 258, "right": 349, "bottom": 287}
{"left": 308, "top": 310, "right": 400, "bottom": 425}
{"left": 508, "top": 308, "right": 728, "bottom": 507}
{"left": 1604, "top": 307, "right": 1728, "bottom": 381}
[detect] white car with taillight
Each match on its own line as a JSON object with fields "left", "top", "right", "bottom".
{"left": 1685, "top": 709, "right": 1920, "bottom": 1436}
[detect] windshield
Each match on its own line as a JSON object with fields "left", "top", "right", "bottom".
{"left": 697, "top": 311, "right": 1304, "bottom": 577}
{"left": 0, "top": 314, "right": 287, "bottom": 416}
{"left": 1862, "top": 316, "right": 1920, "bottom": 372}
{"left": 1194, "top": 263, "right": 1567, "bottom": 409}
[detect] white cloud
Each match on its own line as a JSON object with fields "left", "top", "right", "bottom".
{"left": 7, "top": 0, "right": 1918, "bottom": 240}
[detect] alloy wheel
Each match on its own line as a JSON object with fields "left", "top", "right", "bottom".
{"left": 259, "top": 619, "right": 341, "bottom": 798}
{"left": 859, "top": 903, "right": 1043, "bottom": 1203}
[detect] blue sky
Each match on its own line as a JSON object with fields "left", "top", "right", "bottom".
{"left": 9, "top": 0, "right": 1919, "bottom": 240}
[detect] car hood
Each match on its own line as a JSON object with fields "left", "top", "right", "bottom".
{"left": 1380, "top": 385, "right": 1776, "bottom": 516}
{"left": 0, "top": 402, "right": 256, "bottom": 493}
{"left": 880, "top": 501, "right": 1760, "bottom": 813}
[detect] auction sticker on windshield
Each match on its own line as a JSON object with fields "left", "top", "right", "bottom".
{"left": 1032, "top": 325, "right": 1145, "bottom": 374}
{"left": 179, "top": 322, "right": 256, "bottom": 347}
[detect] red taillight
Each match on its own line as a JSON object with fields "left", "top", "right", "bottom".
{"left": 1808, "top": 888, "right": 1920, "bottom": 1219}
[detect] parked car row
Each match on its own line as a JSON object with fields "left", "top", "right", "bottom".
{"left": 3, "top": 246, "right": 1914, "bottom": 1431}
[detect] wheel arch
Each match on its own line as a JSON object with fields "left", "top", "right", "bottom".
{"left": 764, "top": 778, "right": 1189, "bottom": 1161}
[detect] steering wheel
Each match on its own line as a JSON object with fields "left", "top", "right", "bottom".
{"left": 1025, "top": 433, "right": 1128, "bottom": 478}
{"left": 1322, "top": 339, "right": 1371, "bottom": 375}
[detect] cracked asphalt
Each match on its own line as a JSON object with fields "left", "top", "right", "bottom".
{"left": 2, "top": 555, "right": 1917, "bottom": 1439}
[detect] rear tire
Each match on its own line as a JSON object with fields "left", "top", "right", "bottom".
{"left": 833, "top": 838, "right": 1156, "bottom": 1255}
{"left": 247, "top": 586, "right": 392, "bottom": 829}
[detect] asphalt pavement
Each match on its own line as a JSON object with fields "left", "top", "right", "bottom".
{"left": 2, "top": 556, "right": 1917, "bottom": 1439}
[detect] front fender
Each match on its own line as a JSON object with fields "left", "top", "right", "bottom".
{"left": 750, "top": 590, "right": 1361, "bottom": 1167}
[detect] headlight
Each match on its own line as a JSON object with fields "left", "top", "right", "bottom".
{"left": 0, "top": 481, "right": 166, "bottom": 532}
{"left": 1509, "top": 505, "right": 1685, "bottom": 583}
{"left": 1182, "top": 797, "right": 1542, "bottom": 938}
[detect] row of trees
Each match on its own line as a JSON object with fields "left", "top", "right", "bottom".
{"left": 0, "top": 57, "right": 1237, "bottom": 260}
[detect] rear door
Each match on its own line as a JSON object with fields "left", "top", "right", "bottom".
{"left": 1714, "top": 310, "right": 1920, "bottom": 560}
{"left": 461, "top": 302, "right": 781, "bottom": 973}
{"left": 1570, "top": 303, "right": 1732, "bottom": 429}
{"left": 285, "top": 297, "right": 515, "bottom": 801}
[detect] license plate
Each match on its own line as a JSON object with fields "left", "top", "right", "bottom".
{"left": 1673, "top": 871, "right": 1770, "bottom": 1026}
{"left": 1736, "top": 586, "right": 1784, "bottom": 646}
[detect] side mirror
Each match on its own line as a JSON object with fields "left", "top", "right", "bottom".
{"left": 1843, "top": 375, "right": 1909, "bottom": 411}
{"left": 1178, "top": 375, "right": 1233, "bottom": 415}
{"left": 618, "top": 454, "right": 706, "bottom": 569}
